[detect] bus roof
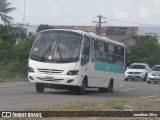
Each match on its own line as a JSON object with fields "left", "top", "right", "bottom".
{"left": 40, "top": 29, "right": 125, "bottom": 47}
{"left": 40, "top": 29, "right": 86, "bottom": 34}
{"left": 87, "top": 32, "right": 125, "bottom": 46}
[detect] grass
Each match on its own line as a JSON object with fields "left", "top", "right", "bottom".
{"left": 2, "top": 98, "right": 159, "bottom": 120}
{"left": 0, "top": 77, "right": 28, "bottom": 83}
{"left": 30, "top": 98, "right": 160, "bottom": 111}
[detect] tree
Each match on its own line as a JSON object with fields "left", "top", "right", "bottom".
{"left": 32, "top": 24, "right": 55, "bottom": 39}
{"left": 0, "top": 37, "right": 33, "bottom": 79}
{"left": 0, "top": 24, "right": 19, "bottom": 41}
{"left": 126, "top": 35, "right": 160, "bottom": 67}
{"left": 0, "top": 0, "right": 16, "bottom": 25}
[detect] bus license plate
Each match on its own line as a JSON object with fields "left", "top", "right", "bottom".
{"left": 45, "top": 76, "right": 54, "bottom": 80}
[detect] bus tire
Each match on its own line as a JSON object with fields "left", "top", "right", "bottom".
{"left": 107, "top": 80, "right": 113, "bottom": 93}
{"left": 77, "top": 79, "right": 87, "bottom": 95}
{"left": 147, "top": 81, "right": 151, "bottom": 84}
{"left": 36, "top": 83, "right": 45, "bottom": 93}
{"left": 125, "top": 78, "right": 128, "bottom": 81}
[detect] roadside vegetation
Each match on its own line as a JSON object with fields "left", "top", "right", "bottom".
{"left": 2, "top": 97, "right": 160, "bottom": 120}
{"left": 27, "top": 97, "right": 160, "bottom": 111}
{"left": 126, "top": 35, "right": 160, "bottom": 67}
{"left": 0, "top": 24, "right": 33, "bottom": 82}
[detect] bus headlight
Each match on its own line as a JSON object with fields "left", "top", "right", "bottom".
{"left": 28, "top": 67, "right": 34, "bottom": 72}
{"left": 67, "top": 70, "right": 79, "bottom": 75}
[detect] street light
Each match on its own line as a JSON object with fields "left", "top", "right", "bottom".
{"left": 23, "top": 0, "right": 25, "bottom": 26}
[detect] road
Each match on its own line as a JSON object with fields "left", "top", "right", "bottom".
{"left": 0, "top": 81, "right": 159, "bottom": 111}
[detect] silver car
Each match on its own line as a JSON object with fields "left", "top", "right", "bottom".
{"left": 147, "top": 65, "right": 160, "bottom": 84}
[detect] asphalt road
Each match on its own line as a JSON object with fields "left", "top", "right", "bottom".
{"left": 0, "top": 80, "right": 159, "bottom": 111}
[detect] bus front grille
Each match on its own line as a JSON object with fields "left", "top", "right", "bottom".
{"left": 36, "top": 77, "right": 64, "bottom": 82}
{"left": 37, "top": 69, "right": 63, "bottom": 74}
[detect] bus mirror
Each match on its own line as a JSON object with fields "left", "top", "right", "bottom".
{"left": 126, "top": 67, "right": 128, "bottom": 70}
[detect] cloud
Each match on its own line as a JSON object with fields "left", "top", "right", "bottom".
{"left": 139, "top": 7, "right": 151, "bottom": 19}
{"left": 7, "top": 0, "right": 160, "bottom": 26}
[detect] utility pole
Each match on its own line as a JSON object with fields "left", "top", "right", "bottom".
{"left": 12, "top": 23, "right": 29, "bottom": 44}
{"left": 23, "top": 0, "right": 26, "bottom": 25}
{"left": 93, "top": 15, "right": 107, "bottom": 35}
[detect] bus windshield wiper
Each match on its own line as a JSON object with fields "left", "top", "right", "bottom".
{"left": 40, "top": 45, "right": 52, "bottom": 60}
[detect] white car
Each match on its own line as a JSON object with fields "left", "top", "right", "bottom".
{"left": 125, "top": 63, "right": 151, "bottom": 81}
{"left": 147, "top": 65, "right": 160, "bottom": 84}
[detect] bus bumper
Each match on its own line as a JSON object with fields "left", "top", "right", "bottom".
{"left": 28, "top": 72, "right": 80, "bottom": 86}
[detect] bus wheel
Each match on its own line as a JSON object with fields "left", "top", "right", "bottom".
{"left": 36, "top": 83, "right": 45, "bottom": 93}
{"left": 107, "top": 80, "right": 113, "bottom": 93}
{"left": 147, "top": 81, "right": 151, "bottom": 84}
{"left": 125, "top": 78, "right": 128, "bottom": 81}
{"left": 77, "top": 80, "right": 86, "bottom": 95}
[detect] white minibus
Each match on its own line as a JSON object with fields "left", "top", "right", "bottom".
{"left": 28, "top": 29, "right": 125, "bottom": 94}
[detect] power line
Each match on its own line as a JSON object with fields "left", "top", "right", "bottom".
{"left": 106, "top": 25, "right": 160, "bottom": 35}
{"left": 104, "top": 17, "right": 160, "bottom": 27}
{"left": 92, "top": 15, "right": 159, "bottom": 35}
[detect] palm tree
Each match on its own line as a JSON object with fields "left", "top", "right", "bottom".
{"left": 0, "top": 0, "right": 16, "bottom": 25}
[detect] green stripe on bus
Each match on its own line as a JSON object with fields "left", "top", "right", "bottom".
{"left": 95, "top": 61, "right": 125, "bottom": 74}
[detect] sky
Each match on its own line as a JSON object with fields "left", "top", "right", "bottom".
{"left": 6, "top": 0, "right": 160, "bottom": 27}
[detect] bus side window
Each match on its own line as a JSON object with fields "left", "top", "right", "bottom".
{"left": 96, "top": 40, "right": 105, "bottom": 62}
{"left": 115, "top": 46, "right": 124, "bottom": 65}
{"left": 108, "top": 43, "right": 115, "bottom": 54}
{"left": 106, "top": 43, "right": 115, "bottom": 64}
{"left": 81, "top": 35, "right": 90, "bottom": 66}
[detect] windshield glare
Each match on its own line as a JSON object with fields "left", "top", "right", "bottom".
{"left": 30, "top": 31, "right": 82, "bottom": 63}
{"left": 129, "top": 65, "right": 145, "bottom": 69}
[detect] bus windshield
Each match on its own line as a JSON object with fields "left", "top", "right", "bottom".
{"left": 30, "top": 31, "right": 83, "bottom": 63}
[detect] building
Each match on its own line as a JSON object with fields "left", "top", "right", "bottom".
{"left": 54, "top": 25, "right": 139, "bottom": 46}
{"left": 54, "top": 26, "right": 97, "bottom": 33}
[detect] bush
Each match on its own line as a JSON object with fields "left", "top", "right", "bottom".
{"left": 0, "top": 37, "right": 33, "bottom": 79}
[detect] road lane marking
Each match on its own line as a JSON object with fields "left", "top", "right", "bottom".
{"left": 141, "top": 95, "right": 159, "bottom": 99}
{"left": 120, "top": 88, "right": 136, "bottom": 91}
